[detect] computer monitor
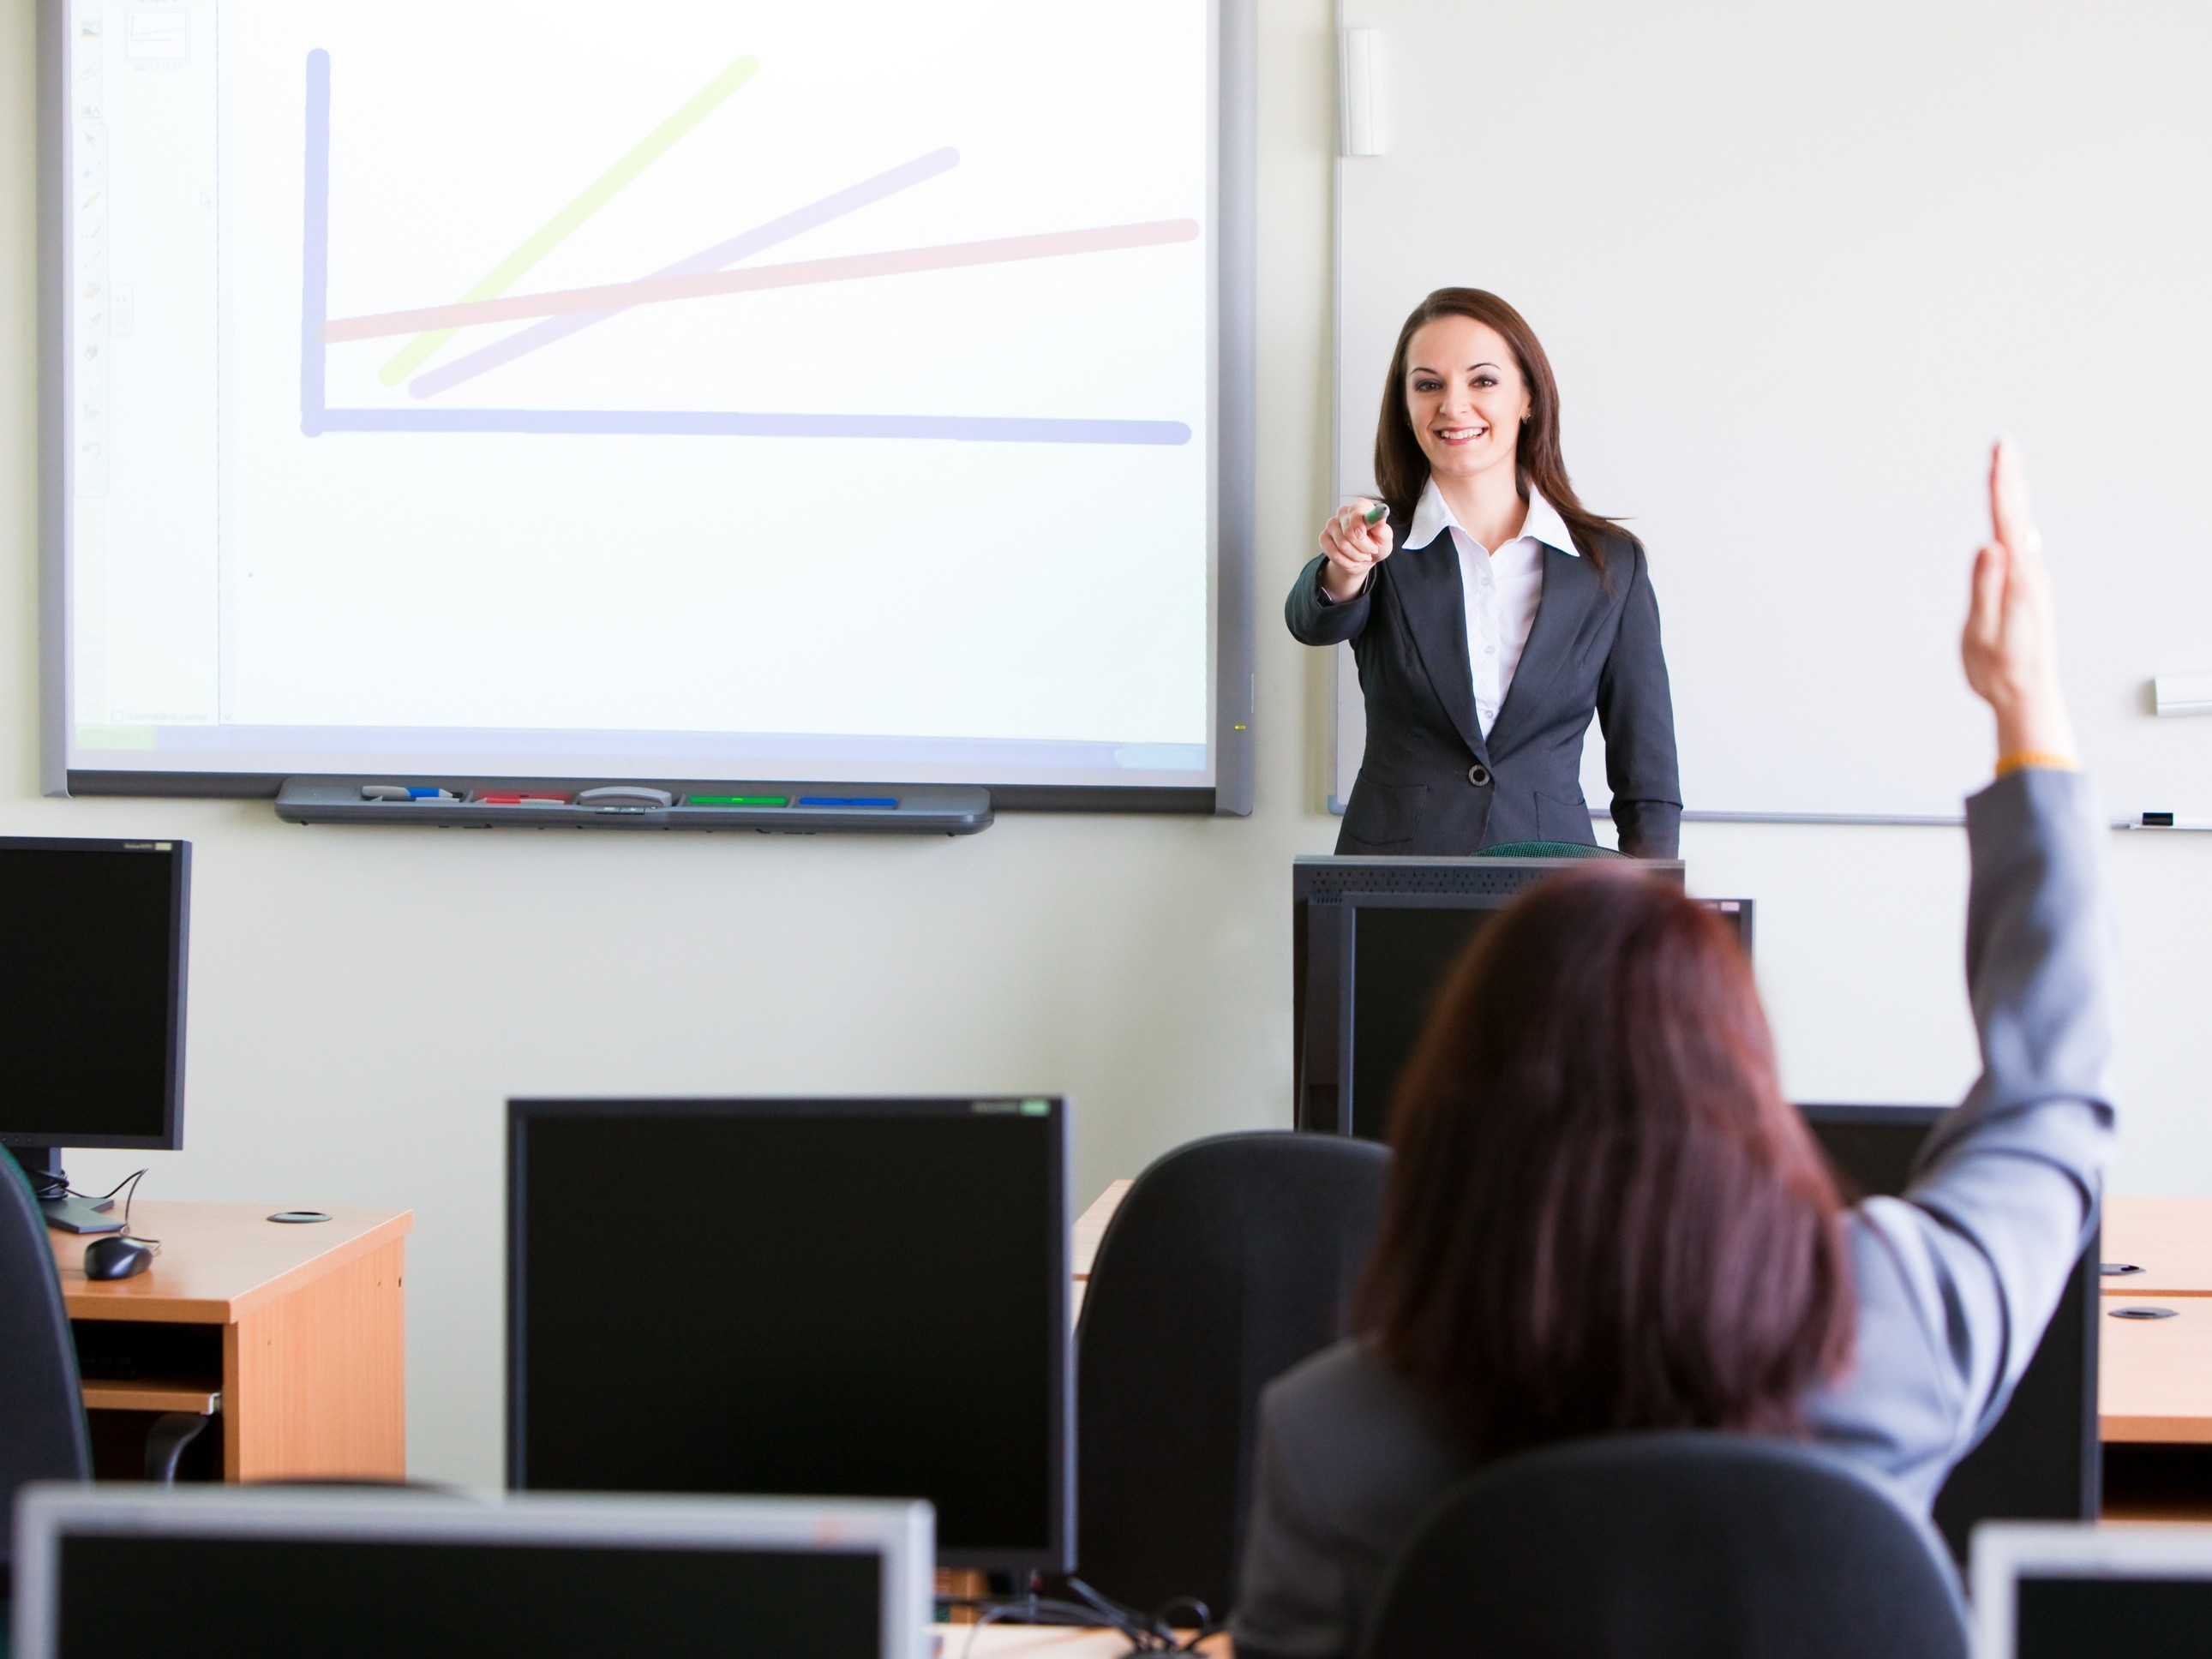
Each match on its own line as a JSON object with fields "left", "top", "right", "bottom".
{"left": 9, "top": 1484, "right": 932, "bottom": 1659}
{"left": 1798, "top": 1105, "right": 2101, "bottom": 1566}
{"left": 1290, "top": 854, "right": 1741, "bottom": 1139}
{"left": 0, "top": 836, "right": 190, "bottom": 1232}
{"left": 509, "top": 1096, "right": 1071, "bottom": 1573}
{"left": 1970, "top": 1521, "right": 2212, "bottom": 1658}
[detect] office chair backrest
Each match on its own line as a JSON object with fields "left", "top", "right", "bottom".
{"left": 1363, "top": 1431, "right": 1967, "bottom": 1659}
{"left": 0, "top": 1149, "right": 92, "bottom": 1586}
{"left": 1075, "top": 1130, "right": 1389, "bottom": 1620}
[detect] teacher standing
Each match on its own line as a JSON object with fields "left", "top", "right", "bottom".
{"left": 1289, "top": 289, "right": 1681, "bottom": 857}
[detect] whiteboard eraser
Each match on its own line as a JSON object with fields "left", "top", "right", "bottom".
{"left": 2154, "top": 672, "right": 2212, "bottom": 716}
{"left": 1339, "top": 29, "right": 1384, "bottom": 158}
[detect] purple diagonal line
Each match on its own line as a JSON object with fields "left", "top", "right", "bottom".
{"left": 407, "top": 147, "right": 961, "bottom": 400}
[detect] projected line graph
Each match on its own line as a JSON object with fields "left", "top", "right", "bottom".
{"left": 407, "top": 147, "right": 962, "bottom": 401}
{"left": 376, "top": 51, "right": 760, "bottom": 388}
{"left": 327, "top": 219, "right": 1201, "bottom": 344}
{"left": 299, "top": 50, "right": 1196, "bottom": 446}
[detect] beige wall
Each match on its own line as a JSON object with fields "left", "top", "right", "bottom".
{"left": 3, "top": 1, "right": 2206, "bottom": 1487}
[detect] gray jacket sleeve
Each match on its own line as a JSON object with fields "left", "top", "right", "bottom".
{"left": 1230, "top": 1345, "right": 1471, "bottom": 1659}
{"left": 1598, "top": 545, "right": 1681, "bottom": 859}
{"left": 1230, "top": 1431, "right": 1361, "bottom": 1659}
{"left": 1805, "top": 765, "right": 2116, "bottom": 1502}
{"left": 1286, "top": 554, "right": 1370, "bottom": 647}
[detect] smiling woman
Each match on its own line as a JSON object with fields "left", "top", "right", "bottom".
{"left": 1289, "top": 289, "right": 1681, "bottom": 857}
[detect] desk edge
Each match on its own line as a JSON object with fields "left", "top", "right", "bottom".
{"left": 63, "top": 1210, "right": 414, "bottom": 1323}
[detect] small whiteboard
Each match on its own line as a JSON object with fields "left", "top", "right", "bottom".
{"left": 1332, "top": 0, "right": 2212, "bottom": 823}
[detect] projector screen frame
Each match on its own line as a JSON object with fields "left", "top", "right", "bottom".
{"left": 37, "top": 0, "right": 1256, "bottom": 817}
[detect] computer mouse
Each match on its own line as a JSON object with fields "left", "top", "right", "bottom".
{"left": 83, "top": 1234, "right": 154, "bottom": 1281}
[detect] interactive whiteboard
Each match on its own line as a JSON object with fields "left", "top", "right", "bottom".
{"left": 42, "top": 0, "right": 1253, "bottom": 809}
{"left": 1332, "top": 0, "right": 2212, "bottom": 824}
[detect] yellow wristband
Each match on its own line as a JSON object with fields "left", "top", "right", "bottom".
{"left": 1995, "top": 751, "right": 2079, "bottom": 777}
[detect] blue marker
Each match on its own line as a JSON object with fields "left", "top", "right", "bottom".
{"left": 407, "top": 787, "right": 459, "bottom": 801}
{"left": 798, "top": 795, "right": 896, "bottom": 808}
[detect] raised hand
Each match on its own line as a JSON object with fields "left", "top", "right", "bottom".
{"left": 1961, "top": 438, "right": 2076, "bottom": 764}
{"left": 1319, "top": 500, "right": 1396, "bottom": 602}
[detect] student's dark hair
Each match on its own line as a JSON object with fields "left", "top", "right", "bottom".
{"left": 1358, "top": 868, "right": 1855, "bottom": 1461}
{"left": 1374, "top": 287, "right": 1622, "bottom": 575}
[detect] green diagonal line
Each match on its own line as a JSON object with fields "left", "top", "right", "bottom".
{"left": 377, "top": 53, "right": 759, "bottom": 386}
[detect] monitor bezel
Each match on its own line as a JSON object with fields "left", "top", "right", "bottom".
{"left": 1289, "top": 856, "right": 1689, "bottom": 1138}
{"left": 0, "top": 834, "right": 190, "bottom": 1153}
{"left": 10, "top": 1483, "right": 933, "bottom": 1659}
{"left": 506, "top": 1094, "right": 1074, "bottom": 1574}
{"left": 1969, "top": 1520, "right": 2212, "bottom": 1659}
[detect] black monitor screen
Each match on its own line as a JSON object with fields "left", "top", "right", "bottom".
{"left": 2016, "top": 1575, "right": 2212, "bottom": 1656}
{"left": 510, "top": 1099, "right": 1069, "bottom": 1570}
{"left": 1350, "top": 903, "right": 1499, "bottom": 1141}
{"left": 56, "top": 1532, "right": 878, "bottom": 1659}
{"left": 0, "top": 840, "right": 187, "bottom": 1147}
{"left": 1799, "top": 1105, "right": 2097, "bottom": 1563}
{"left": 1345, "top": 897, "right": 1753, "bottom": 1141}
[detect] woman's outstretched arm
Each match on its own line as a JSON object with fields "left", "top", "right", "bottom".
{"left": 1287, "top": 502, "right": 1395, "bottom": 645}
{"left": 1807, "top": 440, "right": 2115, "bottom": 1503}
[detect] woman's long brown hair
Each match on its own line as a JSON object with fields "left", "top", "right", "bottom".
{"left": 1358, "top": 867, "right": 1855, "bottom": 1461}
{"left": 1374, "top": 287, "right": 1622, "bottom": 575}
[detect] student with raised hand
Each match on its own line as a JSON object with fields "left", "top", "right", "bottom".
{"left": 1233, "top": 440, "right": 2110, "bottom": 1659}
{"left": 1288, "top": 288, "right": 1680, "bottom": 857}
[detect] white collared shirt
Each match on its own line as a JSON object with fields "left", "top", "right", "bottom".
{"left": 1406, "top": 480, "right": 1579, "bottom": 738}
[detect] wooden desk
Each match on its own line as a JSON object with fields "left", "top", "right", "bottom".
{"left": 51, "top": 1201, "right": 411, "bottom": 1482}
{"left": 1070, "top": 1180, "right": 1131, "bottom": 1325}
{"left": 2101, "top": 1300, "right": 2212, "bottom": 1444}
{"left": 2098, "top": 1197, "right": 2212, "bottom": 1455}
{"left": 2102, "top": 1195, "right": 2212, "bottom": 1298}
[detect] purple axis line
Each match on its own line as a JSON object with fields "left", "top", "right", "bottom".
{"left": 301, "top": 51, "right": 1190, "bottom": 447}
{"left": 409, "top": 147, "right": 962, "bottom": 400}
{"left": 300, "top": 48, "right": 332, "bottom": 435}
{"left": 312, "top": 408, "right": 1192, "bottom": 442}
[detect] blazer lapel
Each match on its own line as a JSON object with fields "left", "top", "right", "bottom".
{"left": 1385, "top": 530, "right": 1487, "bottom": 760}
{"left": 1487, "top": 546, "right": 1601, "bottom": 758}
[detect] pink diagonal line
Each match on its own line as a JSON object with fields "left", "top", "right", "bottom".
{"left": 409, "top": 148, "right": 961, "bottom": 399}
{"left": 323, "top": 219, "right": 1202, "bottom": 344}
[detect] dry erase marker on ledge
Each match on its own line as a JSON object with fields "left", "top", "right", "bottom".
{"left": 2121, "top": 812, "right": 2212, "bottom": 830}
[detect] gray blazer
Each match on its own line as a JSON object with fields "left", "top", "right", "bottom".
{"left": 1287, "top": 523, "right": 1681, "bottom": 858}
{"left": 1232, "top": 766, "right": 2114, "bottom": 1659}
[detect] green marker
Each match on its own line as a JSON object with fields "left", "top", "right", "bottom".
{"left": 1362, "top": 500, "right": 1390, "bottom": 527}
{"left": 689, "top": 794, "right": 789, "bottom": 807}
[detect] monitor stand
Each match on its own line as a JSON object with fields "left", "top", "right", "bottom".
{"left": 13, "top": 1146, "right": 122, "bottom": 1234}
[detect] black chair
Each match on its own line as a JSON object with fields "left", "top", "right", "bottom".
{"left": 1362, "top": 1431, "right": 1967, "bottom": 1659}
{"left": 1074, "top": 1130, "right": 1389, "bottom": 1621}
{"left": 1, "top": 1149, "right": 92, "bottom": 1594}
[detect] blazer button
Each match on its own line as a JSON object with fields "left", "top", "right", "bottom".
{"left": 1467, "top": 764, "right": 1491, "bottom": 788}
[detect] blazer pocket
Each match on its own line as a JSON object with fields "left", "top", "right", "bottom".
{"left": 1346, "top": 778, "right": 1429, "bottom": 848}
{"left": 1534, "top": 789, "right": 1595, "bottom": 846}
